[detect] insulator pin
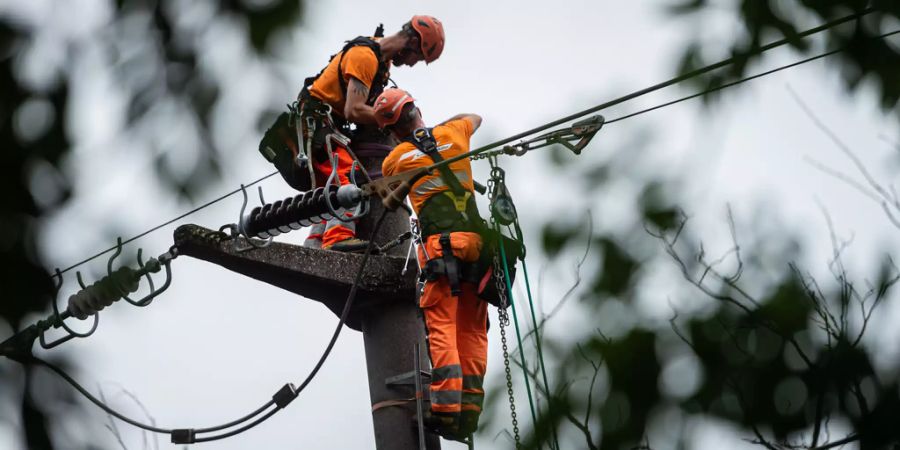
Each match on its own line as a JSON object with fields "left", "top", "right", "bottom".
{"left": 240, "top": 185, "right": 364, "bottom": 239}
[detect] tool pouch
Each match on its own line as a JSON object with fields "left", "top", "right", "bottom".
{"left": 475, "top": 231, "right": 523, "bottom": 309}
{"left": 258, "top": 110, "right": 313, "bottom": 192}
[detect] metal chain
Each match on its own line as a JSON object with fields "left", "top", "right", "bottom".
{"left": 494, "top": 252, "right": 520, "bottom": 449}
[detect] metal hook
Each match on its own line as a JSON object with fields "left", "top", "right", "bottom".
{"left": 257, "top": 186, "right": 266, "bottom": 206}
{"left": 402, "top": 218, "right": 421, "bottom": 276}
{"left": 76, "top": 271, "right": 88, "bottom": 289}
{"left": 345, "top": 160, "right": 369, "bottom": 220}
{"left": 108, "top": 237, "right": 123, "bottom": 276}
{"left": 120, "top": 255, "right": 176, "bottom": 308}
{"left": 118, "top": 249, "right": 157, "bottom": 307}
{"left": 323, "top": 134, "right": 368, "bottom": 223}
{"left": 234, "top": 183, "right": 273, "bottom": 252}
{"left": 135, "top": 249, "right": 156, "bottom": 295}
{"left": 40, "top": 268, "right": 99, "bottom": 349}
{"left": 323, "top": 151, "right": 351, "bottom": 223}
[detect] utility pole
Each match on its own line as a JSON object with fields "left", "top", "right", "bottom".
{"left": 174, "top": 166, "right": 440, "bottom": 449}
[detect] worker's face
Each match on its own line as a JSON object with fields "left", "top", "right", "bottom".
{"left": 393, "top": 34, "right": 424, "bottom": 67}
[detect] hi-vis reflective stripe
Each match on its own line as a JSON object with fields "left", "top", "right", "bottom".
{"left": 431, "top": 390, "right": 462, "bottom": 406}
{"left": 413, "top": 171, "right": 471, "bottom": 197}
{"left": 462, "top": 375, "right": 484, "bottom": 390}
{"left": 432, "top": 364, "right": 463, "bottom": 382}
{"left": 399, "top": 142, "right": 453, "bottom": 162}
{"left": 461, "top": 392, "right": 485, "bottom": 408}
{"left": 392, "top": 94, "right": 410, "bottom": 113}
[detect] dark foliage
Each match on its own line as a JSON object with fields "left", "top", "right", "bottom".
{"left": 670, "top": 0, "right": 900, "bottom": 115}
{"left": 503, "top": 5, "right": 900, "bottom": 448}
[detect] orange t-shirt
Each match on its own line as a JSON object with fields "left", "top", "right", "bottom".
{"left": 307, "top": 44, "right": 380, "bottom": 118}
{"left": 382, "top": 119, "right": 477, "bottom": 214}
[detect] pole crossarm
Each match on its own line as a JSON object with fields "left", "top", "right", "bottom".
{"left": 173, "top": 224, "right": 418, "bottom": 331}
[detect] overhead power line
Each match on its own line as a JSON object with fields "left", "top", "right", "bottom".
{"left": 434, "top": 8, "right": 877, "bottom": 167}
{"left": 52, "top": 171, "right": 278, "bottom": 279}
{"left": 605, "top": 29, "right": 900, "bottom": 125}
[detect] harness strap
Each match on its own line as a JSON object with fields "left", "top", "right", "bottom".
{"left": 409, "top": 128, "right": 467, "bottom": 198}
{"left": 301, "top": 32, "right": 389, "bottom": 105}
{"left": 421, "top": 257, "right": 483, "bottom": 283}
{"left": 336, "top": 36, "right": 388, "bottom": 102}
{"left": 439, "top": 233, "right": 461, "bottom": 297}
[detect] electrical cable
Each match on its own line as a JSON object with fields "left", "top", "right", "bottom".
{"left": 28, "top": 356, "right": 173, "bottom": 434}
{"left": 28, "top": 208, "right": 390, "bottom": 443}
{"left": 52, "top": 171, "right": 279, "bottom": 280}
{"left": 297, "top": 212, "right": 389, "bottom": 395}
{"left": 434, "top": 8, "right": 876, "bottom": 168}
{"left": 194, "top": 209, "right": 389, "bottom": 443}
{"left": 192, "top": 400, "right": 275, "bottom": 434}
{"left": 604, "top": 29, "right": 900, "bottom": 125}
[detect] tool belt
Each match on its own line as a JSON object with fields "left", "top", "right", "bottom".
{"left": 257, "top": 90, "right": 352, "bottom": 192}
{"left": 298, "top": 92, "right": 349, "bottom": 162}
{"left": 418, "top": 193, "right": 522, "bottom": 309}
{"left": 408, "top": 127, "right": 523, "bottom": 308}
{"left": 419, "top": 230, "right": 522, "bottom": 309}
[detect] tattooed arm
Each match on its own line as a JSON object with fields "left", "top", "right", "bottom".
{"left": 343, "top": 77, "right": 378, "bottom": 124}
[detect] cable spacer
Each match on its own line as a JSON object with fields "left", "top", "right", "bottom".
{"left": 171, "top": 428, "right": 196, "bottom": 444}
{"left": 273, "top": 383, "right": 299, "bottom": 409}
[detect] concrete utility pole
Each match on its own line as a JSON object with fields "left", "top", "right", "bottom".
{"left": 174, "top": 183, "right": 440, "bottom": 448}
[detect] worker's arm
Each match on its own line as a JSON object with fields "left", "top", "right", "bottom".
{"left": 438, "top": 113, "right": 482, "bottom": 133}
{"left": 343, "top": 77, "right": 377, "bottom": 125}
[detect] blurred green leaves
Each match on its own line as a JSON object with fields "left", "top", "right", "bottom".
{"left": 669, "top": 0, "right": 900, "bottom": 112}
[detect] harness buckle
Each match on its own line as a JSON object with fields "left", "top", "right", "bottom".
{"left": 443, "top": 191, "right": 471, "bottom": 215}
{"left": 422, "top": 259, "right": 444, "bottom": 282}
{"left": 412, "top": 128, "right": 437, "bottom": 153}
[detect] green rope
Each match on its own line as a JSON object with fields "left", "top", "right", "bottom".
{"left": 496, "top": 223, "right": 540, "bottom": 440}
{"left": 520, "top": 257, "right": 560, "bottom": 450}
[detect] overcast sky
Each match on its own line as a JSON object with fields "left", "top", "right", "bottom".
{"left": 3, "top": 1, "right": 900, "bottom": 449}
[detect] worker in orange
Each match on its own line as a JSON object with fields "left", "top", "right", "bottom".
{"left": 259, "top": 16, "right": 445, "bottom": 252}
{"left": 377, "top": 88, "right": 487, "bottom": 439}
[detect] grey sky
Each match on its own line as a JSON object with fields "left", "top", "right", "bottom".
{"left": 3, "top": 1, "right": 899, "bottom": 449}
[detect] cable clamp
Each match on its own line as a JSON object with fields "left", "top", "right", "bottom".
{"left": 273, "top": 383, "right": 299, "bottom": 409}
{"left": 171, "top": 428, "right": 196, "bottom": 444}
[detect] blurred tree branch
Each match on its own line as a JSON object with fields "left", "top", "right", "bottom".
{"left": 651, "top": 205, "right": 899, "bottom": 449}
{"left": 668, "top": 1, "right": 900, "bottom": 113}
{"left": 788, "top": 85, "right": 900, "bottom": 230}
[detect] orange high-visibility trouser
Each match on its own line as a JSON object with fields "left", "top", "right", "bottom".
{"left": 306, "top": 144, "right": 356, "bottom": 248}
{"left": 417, "top": 231, "right": 488, "bottom": 418}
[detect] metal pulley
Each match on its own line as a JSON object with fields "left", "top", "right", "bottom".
{"left": 489, "top": 166, "right": 518, "bottom": 226}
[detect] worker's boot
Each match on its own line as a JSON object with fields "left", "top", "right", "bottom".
{"left": 326, "top": 237, "right": 370, "bottom": 253}
{"left": 457, "top": 410, "right": 480, "bottom": 436}
{"left": 416, "top": 410, "right": 461, "bottom": 440}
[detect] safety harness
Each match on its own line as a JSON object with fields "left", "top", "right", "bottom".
{"left": 300, "top": 32, "right": 391, "bottom": 105}
{"left": 409, "top": 127, "right": 519, "bottom": 307}
{"left": 258, "top": 25, "right": 390, "bottom": 192}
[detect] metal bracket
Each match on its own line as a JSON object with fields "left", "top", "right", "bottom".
{"left": 491, "top": 114, "right": 605, "bottom": 159}
{"left": 235, "top": 184, "right": 274, "bottom": 252}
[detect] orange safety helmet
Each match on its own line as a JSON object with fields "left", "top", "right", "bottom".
{"left": 409, "top": 15, "right": 445, "bottom": 64}
{"left": 373, "top": 88, "right": 416, "bottom": 129}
